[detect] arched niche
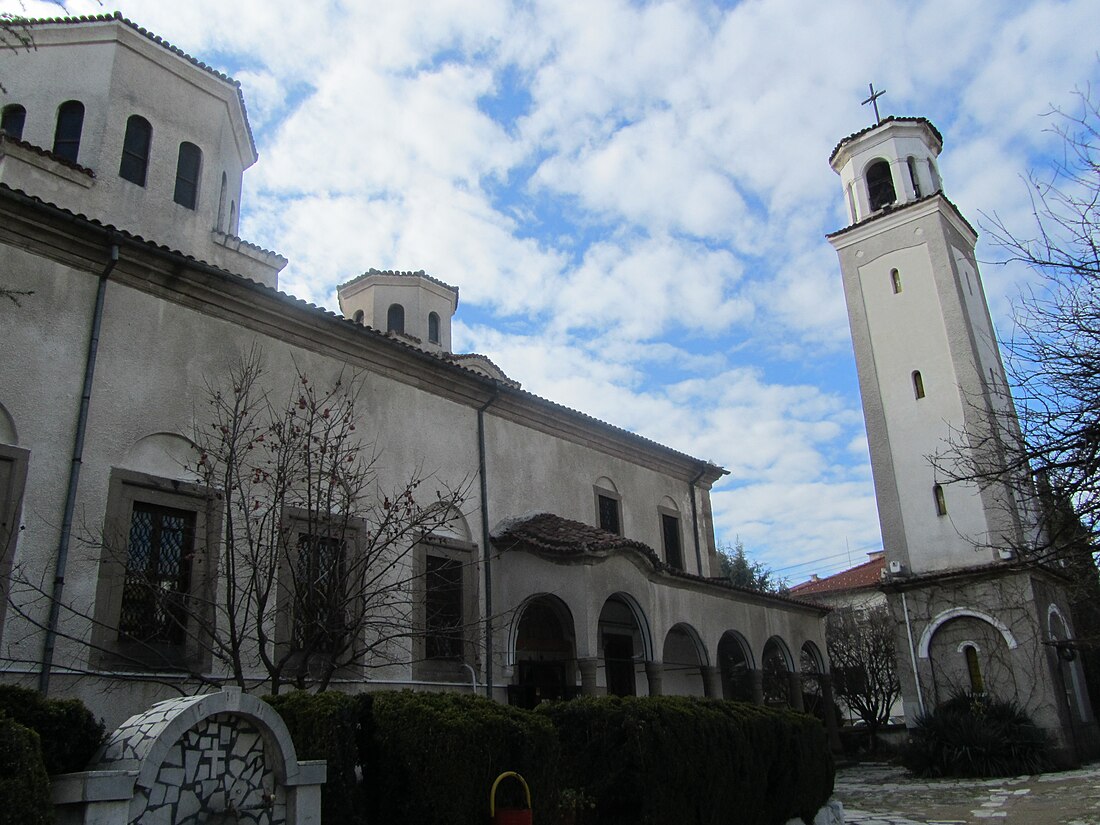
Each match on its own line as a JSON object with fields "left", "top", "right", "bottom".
{"left": 762, "top": 636, "right": 794, "bottom": 707}
{"left": 718, "top": 630, "right": 754, "bottom": 701}
{"left": 120, "top": 432, "right": 200, "bottom": 482}
{"left": 661, "top": 622, "right": 707, "bottom": 697}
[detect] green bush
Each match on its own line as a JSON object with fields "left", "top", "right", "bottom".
{"left": 0, "top": 685, "right": 104, "bottom": 775}
{"left": 0, "top": 713, "right": 52, "bottom": 825}
{"left": 364, "top": 691, "right": 561, "bottom": 825}
{"left": 903, "top": 691, "right": 1050, "bottom": 777}
{"left": 264, "top": 690, "right": 372, "bottom": 824}
{"left": 537, "top": 696, "right": 833, "bottom": 825}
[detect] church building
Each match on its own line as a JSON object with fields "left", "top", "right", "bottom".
{"left": 0, "top": 14, "right": 831, "bottom": 730}
{"left": 828, "top": 112, "right": 1098, "bottom": 762}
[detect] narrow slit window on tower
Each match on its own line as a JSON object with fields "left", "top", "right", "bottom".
{"left": 173, "top": 142, "right": 202, "bottom": 209}
{"left": 1, "top": 104, "right": 26, "bottom": 140}
{"left": 891, "top": 268, "right": 902, "bottom": 294}
{"left": 217, "top": 172, "right": 228, "bottom": 232}
{"left": 428, "top": 312, "right": 440, "bottom": 344}
{"left": 912, "top": 370, "right": 925, "bottom": 399}
{"left": 866, "top": 159, "right": 896, "bottom": 211}
{"left": 387, "top": 303, "right": 405, "bottom": 334}
{"left": 119, "top": 115, "right": 152, "bottom": 186}
{"left": 933, "top": 484, "right": 947, "bottom": 516}
{"left": 52, "top": 100, "right": 84, "bottom": 163}
{"left": 907, "top": 156, "right": 922, "bottom": 198}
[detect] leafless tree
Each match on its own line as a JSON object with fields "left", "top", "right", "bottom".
{"left": 7, "top": 347, "right": 472, "bottom": 694}
{"left": 826, "top": 604, "right": 900, "bottom": 743}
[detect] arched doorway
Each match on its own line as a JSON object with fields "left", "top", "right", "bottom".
{"left": 510, "top": 595, "right": 578, "bottom": 708}
{"left": 800, "top": 641, "right": 826, "bottom": 720}
{"left": 762, "top": 636, "right": 793, "bottom": 707}
{"left": 662, "top": 623, "right": 707, "bottom": 697}
{"left": 598, "top": 594, "right": 651, "bottom": 696}
{"left": 718, "top": 631, "right": 755, "bottom": 701}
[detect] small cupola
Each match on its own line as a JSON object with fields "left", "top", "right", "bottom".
{"left": 829, "top": 117, "right": 944, "bottom": 225}
{"left": 337, "top": 269, "right": 459, "bottom": 354}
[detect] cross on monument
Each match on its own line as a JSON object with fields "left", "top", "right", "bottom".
{"left": 862, "top": 82, "right": 886, "bottom": 125}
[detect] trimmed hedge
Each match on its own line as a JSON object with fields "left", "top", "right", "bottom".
{"left": 265, "top": 691, "right": 833, "bottom": 825}
{"left": 265, "top": 690, "right": 372, "bottom": 824}
{"left": 364, "top": 691, "right": 561, "bottom": 825}
{"left": 903, "top": 691, "right": 1050, "bottom": 777}
{"left": 0, "top": 714, "right": 52, "bottom": 825}
{"left": 0, "top": 685, "right": 104, "bottom": 775}
{"left": 537, "top": 696, "right": 833, "bottom": 825}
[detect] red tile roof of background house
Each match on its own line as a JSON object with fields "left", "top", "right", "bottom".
{"left": 788, "top": 554, "right": 885, "bottom": 596}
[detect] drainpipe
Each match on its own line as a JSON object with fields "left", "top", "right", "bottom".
{"left": 900, "top": 590, "right": 926, "bottom": 716}
{"left": 477, "top": 391, "right": 498, "bottom": 699}
{"left": 39, "top": 241, "right": 119, "bottom": 695}
{"left": 688, "top": 469, "right": 705, "bottom": 574}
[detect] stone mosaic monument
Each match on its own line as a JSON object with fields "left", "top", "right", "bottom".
{"left": 51, "top": 689, "right": 326, "bottom": 824}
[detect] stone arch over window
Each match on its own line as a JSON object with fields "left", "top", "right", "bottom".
{"left": 597, "top": 592, "right": 653, "bottom": 696}
{"left": 661, "top": 622, "right": 708, "bottom": 697}
{"left": 912, "top": 370, "right": 925, "bottom": 399}
{"left": 428, "top": 311, "right": 441, "bottom": 344}
{"left": 52, "top": 100, "right": 84, "bottom": 163}
{"left": 174, "top": 142, "right": 202, "bottom": 209}
{"left": 120, "top": 432, "right": 200, "bottom": 482}
{"left": 866, "top": 158, "right": 896, "bottom": 211}
{"left": 718, "top": 630, "right": 755, "bottom": 701}
{"left": 119, "top": 114, "right": 152, "bottom": 186}
{"left": 510, "top": 594, "right": 578, "bottom": 707}
{"left": 933, "top": 483, "right": 947, "bottom": 516}
{"left": 387, "top": 303, "right": 405, "bottom": 334}
{"left": 1, "top": 104, "right": 26, "bottom": 140}
{"left": 918, "top": 608, "right": 1017, "bottom": 659}
{"left": 762, "top": 636, "right": 794, "bottom": 707}
{"left": 891, "top": 268, "right": 902, "bottom": 294}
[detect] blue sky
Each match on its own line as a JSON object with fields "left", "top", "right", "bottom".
{"left": 9, "top": 0, "right": 1100, "bottom": 582}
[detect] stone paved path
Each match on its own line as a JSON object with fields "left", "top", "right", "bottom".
{"left": 835, "top": 761, "right": 1100, "bottom": 825}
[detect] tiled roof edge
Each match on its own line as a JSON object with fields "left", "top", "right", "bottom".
{"left": 338, "top": 267, "right": 460, "bottom": 296}
{"left": 825, "top": 191, "right": 977, "bottom": 240}
{"left": 828, "top": 115, "right": 943, "bottom": 165}
{"left": 0, "top": 132, "right": 96, "bottom": 176}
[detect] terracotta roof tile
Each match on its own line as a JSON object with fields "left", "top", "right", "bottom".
{"left": 338, "top": 267, "right": 460, "bottom": 300}
{"left": 789, "top": 555, "right": 885, "bottom": 596}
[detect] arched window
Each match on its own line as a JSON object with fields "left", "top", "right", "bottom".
{"left": 353, "top": 309, "right": 365, "bottom": 325}
{"left": 217, "top": 172, "right": 228, "bottom": 232}
{"left": 907, "top": 156, "right": 922, "bottom": 198}
{"left": 428, "top": 311, "right": 440, "bottom": 344}
{"left": 866, "top": 159, "right": 896, "bottom": 211}
{"left": 890, "top": 268, "right": 902, "bottom": 294}
{"left": 173, "top": 142, "right": 202, "bottom": 209}
{"left": 912, "top": 370, "right": 925, "bottom": 399}
{"left": 119, "top": 115, "right": 152, "bottom": 186}
{"left": 963, "top": 645, "right": 984, "bottom": 693}
{"left": 52, "top": 100, "right": 85, "bottom": 163}
{"left": 387, "top": 303, "right": 405, "bottom": 334}
{"left": 1, "top": 104, "right": 26, "bottom": 140}
{"left": 933, "top": 484, "right": 947, "bottom": 516}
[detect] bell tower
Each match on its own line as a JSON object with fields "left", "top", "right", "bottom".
{"left": 827, "top": 112, "right": 1097, "bottom": 760}
{"left": 828, "top": 116, "right": 1027, "bottom": 577}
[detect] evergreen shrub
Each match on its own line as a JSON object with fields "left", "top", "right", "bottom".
{"left": 537, "top": 696, "right": 834, "bottom": 825}
{"left": 903, "top": 691, "right": 1050, "bottom": 777}
{"left": 0, "top": 713, "right": 52, "bottom": 825}
{"left": 0, "top": 684, "right": 104, "bottom": 775}
{"left": 264, "top": 690, "right": 372, "bottom": 824}
{"left": 363, "top": 691, "right": 561, "bottom": 825}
